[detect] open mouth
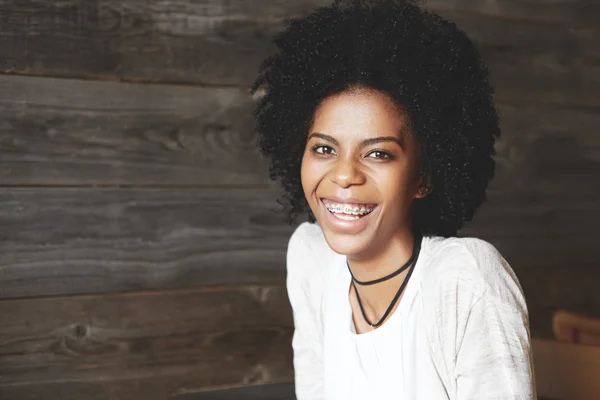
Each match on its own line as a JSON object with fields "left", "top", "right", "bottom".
{"left": 321, "top": 198, "right": 378, "bottom": 221}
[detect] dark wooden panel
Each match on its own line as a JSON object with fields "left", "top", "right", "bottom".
{"left": 442, "top": 10, "right": 600, "bottom": 106}
{"left": 0, "top": 0, "right": 306, "bottom": 84}
{"left": 0, "top": 188, "right": 296, "bottom": 299}
{"left": 426, "top": 0, "right": 600, "bottom": 26}
{"left": 490, "top": 102, "right": 600, "bottom": 197}
{"left": 0, "top": 285, "right": 294, "bottom": 400}
{"left": 461, "top": 193, "right": 599, "bottom": 264}
{"left": 1, "top": 75, "right": 598, "bottom": 187}
{"left": 0, "top": 1, "right": 598, "bottom": 106}
{"left": 0, "top": 75, "right": 269, "bottom": 186}
{"left": 483, "top": 50, "right": 598, "bottom": 107}
{"left": 443, "top": 10, "right": 599, "bottom": 60}
{"left": 177, "top": 382, "right": 295, "bottom": 400}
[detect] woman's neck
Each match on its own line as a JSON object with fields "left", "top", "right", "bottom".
{"left": 346, "top": 228, "right": 417, "bottom": 325}
{"left": 347, "top": 228, "right": 416, "bottom": 280}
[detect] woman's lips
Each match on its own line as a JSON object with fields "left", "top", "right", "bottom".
{"left": 320, "top": 196, "right": 377, "bottom": 208}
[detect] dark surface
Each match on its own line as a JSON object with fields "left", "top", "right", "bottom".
{"left": 178, "top": 382, "right": 296, "bottom": 400}
{"left": 0, "top": 74, "right": 268, "bottom": 186}
{"left": 0, "top": 0, "right": 598, "bottom": 106}
{"left": 0, "top": 285, "right": 294, "bottom": 400}
{"left": 0, "top": 188, "right": 292, "bottom": 299}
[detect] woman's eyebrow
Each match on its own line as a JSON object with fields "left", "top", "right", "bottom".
{"left": 360, "top": 136, "right": 404, "bottom": 149}
{"left": 308, "top": 132, "right": 404, "bottom": 148}
{"left": 308, "top": 132, "right": 339, "bottom": 145}
{"left": 308, "top": 132, "right": 404, "bottom": 149}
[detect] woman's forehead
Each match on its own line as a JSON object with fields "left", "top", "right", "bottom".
{"left": 310, "top": 89, "right": 412, "bottom": 145}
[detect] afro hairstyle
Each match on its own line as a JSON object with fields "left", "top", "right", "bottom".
{"left": 250, "top": 0, "right": 500, "bottom": 237}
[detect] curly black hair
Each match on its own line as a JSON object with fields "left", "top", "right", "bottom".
{"left": 250, "top": 0, "right": 500, "bottom": 237}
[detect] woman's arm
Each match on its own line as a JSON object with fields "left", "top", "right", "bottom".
{"left": 425, "top": 240, "right": 537, "bottom": 400}
{"left": 453, "top": 290, "right": 537, "bottom": 399}
{"left": 286, "top": 224, "right": 325, "bottom": 400}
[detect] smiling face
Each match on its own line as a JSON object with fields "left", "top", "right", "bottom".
{"left": 301, "top": 87, "right": 428, "bottom": 259}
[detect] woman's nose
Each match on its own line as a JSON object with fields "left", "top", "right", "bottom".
{"left": 329, "top": 157, "right": 366, "bottom": 188}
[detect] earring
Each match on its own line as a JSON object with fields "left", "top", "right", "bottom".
{"left": 418, "top": 187, "right": 429, "bottom": 195}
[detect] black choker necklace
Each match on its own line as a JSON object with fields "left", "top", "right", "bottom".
{"left": 346, "top": 235, "right": 420, "bottom": 286}
{"left": 348, "top": 234, "right": 422, "bottom": 330}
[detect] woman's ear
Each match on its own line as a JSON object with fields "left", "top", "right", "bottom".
{"left": 414, "top": 174, "right": 433, "bottom": 199}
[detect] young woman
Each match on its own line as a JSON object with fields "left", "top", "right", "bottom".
{"left": 250, "top": 0, "right": 537, "bottom": 399}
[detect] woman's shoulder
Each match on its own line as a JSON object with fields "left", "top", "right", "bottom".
{"left": 420, "top": 235, "right": 527, "bottom": 314}
{"left": 287, "top": 221, "right": 337, "bottom": 259}
{"left": 286, "top": 222, "right": 339, "bottom": 285}
{"left": 285, "top": 222, "right": 341, "bottom": 319}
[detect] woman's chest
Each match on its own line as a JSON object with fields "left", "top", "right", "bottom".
{"left": 321, "top": 290, "right": 449, "bottom": 399}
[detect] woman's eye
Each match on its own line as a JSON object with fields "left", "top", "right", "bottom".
{"left": 313, "top": 145, "right": 336, "bottom": 155}
{"left": 367, "top": 150, "right": 391, "bottom": 160}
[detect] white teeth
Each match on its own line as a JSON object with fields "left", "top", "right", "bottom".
{"left": 323, "top": 200, "right": 375, "bottom": 216}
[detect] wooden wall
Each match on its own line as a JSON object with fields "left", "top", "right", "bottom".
{"left": 0, "top": 0, "right": 599, "bottom": 398}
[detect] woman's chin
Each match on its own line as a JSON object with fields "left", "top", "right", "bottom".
{"left": 320, "top": 227, "right": 374, "bottom": 257}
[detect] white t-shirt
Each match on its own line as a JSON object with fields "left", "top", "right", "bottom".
{"left": 286, "top": 221, "right": 537, "bottom": 400}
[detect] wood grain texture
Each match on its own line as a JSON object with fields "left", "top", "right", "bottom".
{"left": 0, "top": 0, "right": 300, "bottom": 84}
{"left": 0, "top": 188, "right": 295, "bottom": 299}
{"left": 491, "top": 103, "right": 600, "bottom": 197}
{"left": 0, "top": 285, "right": 294, "bottom": 400}
{"left": 177, "top": 382, "right": 296, "bottom": 400}
{"left": 1, "top": 75, "right": 599, "bottom": 188}
{"left": 0, "top": 74, "right": 269, "bottom": 186}
{"left": 0, "top": 0, "right": 598, "bottom": 105}
{"left": 443, "top": 10, "right": 600, "bottom": 106}
{"left": 426, "top": 0, "right": 600, "bottom": 26}
{"left": 462, "top": 193, "right": 599, "bottom": 264}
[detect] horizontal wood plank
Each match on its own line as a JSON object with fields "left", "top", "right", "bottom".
{"left": 426, "top": 0, "right": 600, "bottom": 26}
{"left": 1, "top": 75, "right": 598, "bottom": 187}
{"left": 0, "top": 75, "right": 269, "bottom": 186}
{"left": 0, "top": 0, "right": 300, "bottom": 85}
{"left": 462, "top": 194, "right": 599, "bottom": 258}
{"left": 488, "top": 103, "right": 600, "bottom": 197}
{"left": 0, "top": 1, "right": 598, "bottom": 106}
{"left": 0, "top": 285, "right": 294, "bottom": 400}
{"left": 176, "top": 382, "right": 296, "bottom": 400}
{"left": 0, "top": 188, "right": 296, "bottom": 299}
